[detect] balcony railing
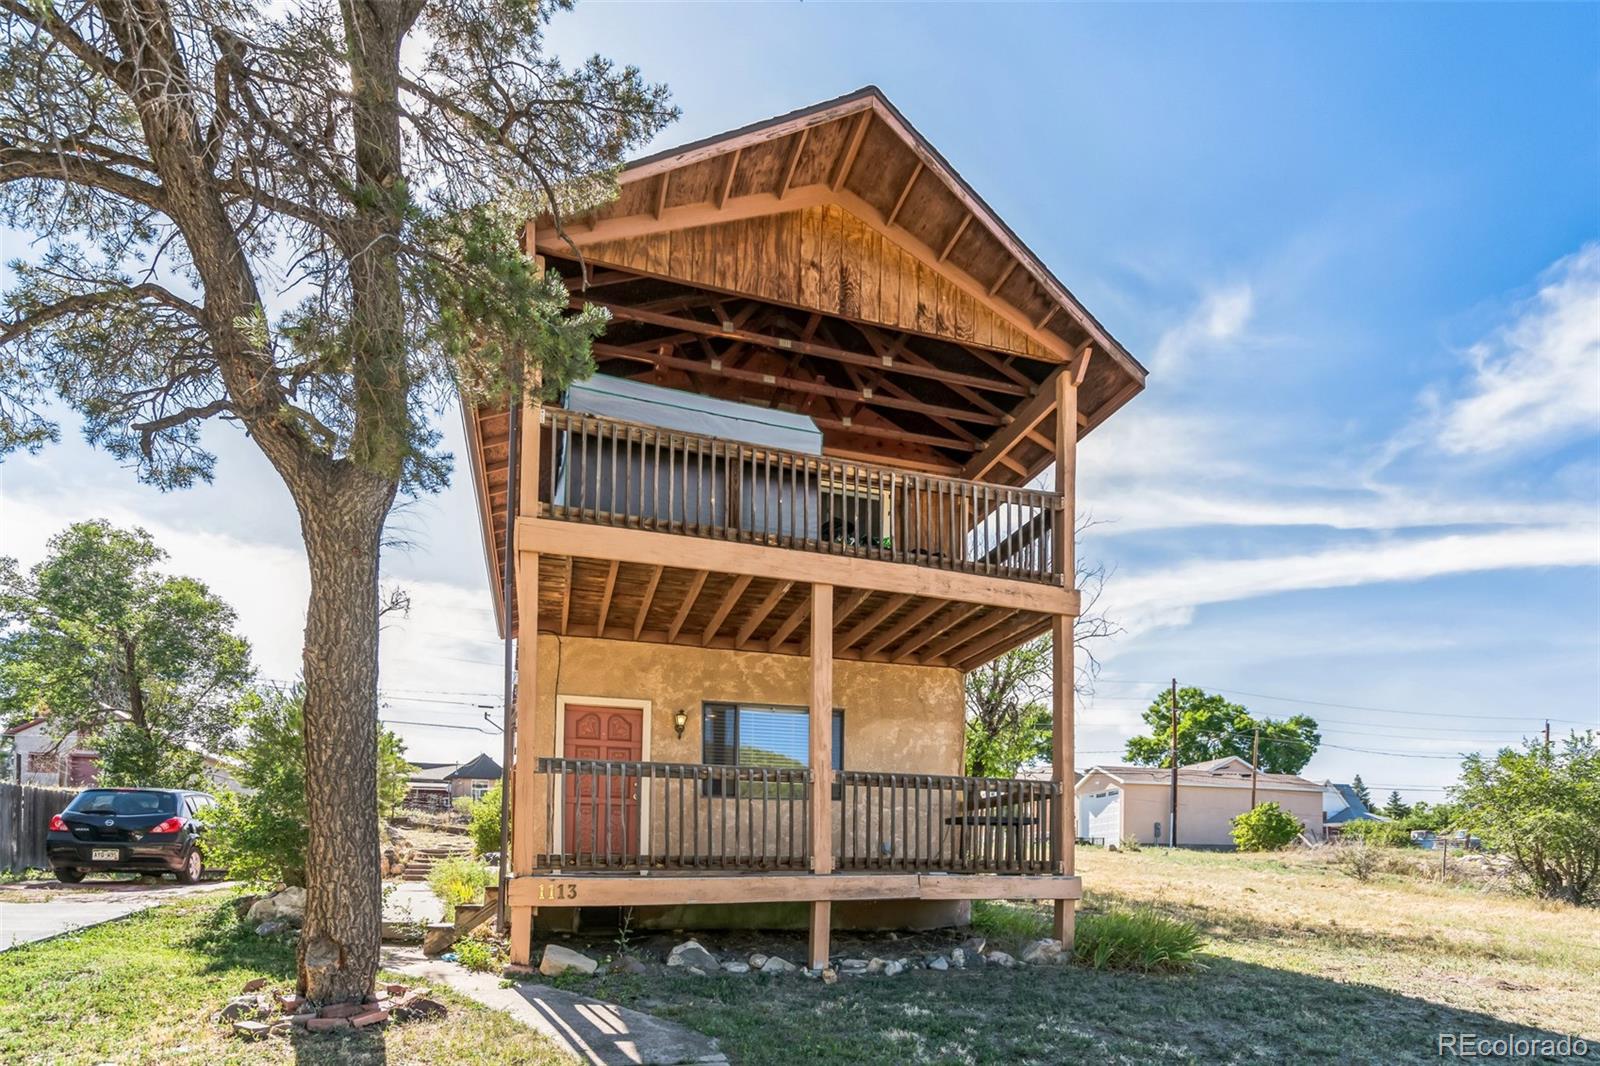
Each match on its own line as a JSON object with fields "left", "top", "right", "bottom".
{"left": 837, "top": 771, "right": 1059, "bottom": 875}
{"left": 531, "top": 758, "right": 1060, "bottom": 876}
{"left": 538, "top": 408, "right": 1063, "bottom": 584}
{"left": 536, "top": 757, "right": 812, "bottom": 871}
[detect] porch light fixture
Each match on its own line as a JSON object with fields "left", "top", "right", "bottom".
{"left": 673, "top": 708, "right": 689, "bottom": 739}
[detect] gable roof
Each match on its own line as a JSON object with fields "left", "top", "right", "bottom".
{"left": 3, "top": 717, "right": 47, "bottom": 737}
{"left": 1077, "top": 762, "right": 1322, "bottom": 793}
{"left": 1324, "top": 781, "right": 1388, "bottom": 823}
{"left": 532, "top": 86, "right": 1144, "bottom": 435}
{"left": 1185, "top": 756, "right": 1256, "bottom": 774}
{"left": 447, "top": 753, "right": 502, "bottom": 781}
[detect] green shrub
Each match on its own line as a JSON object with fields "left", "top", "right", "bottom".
{"left": 1074, "top": 907, "right": 1204, "bottom": 972}
{"left": 1340, "top": 819, "right": 1411, "bottom": 848}
{"left": 1231, "top": 802, "right": 1304, "bottom": 852}
{"left": 203, "top": 687, "right": 412, "bottom": 886}
{"left": 970, "top": 899, "right": 1049, "bottom": 940}
{"left": 453, "top": 935, "right": 502, "bottom": 973}
{"left": 469, "top": 782, "right": 503, "bottom": 857}
{"left": 1454, "top": 733, "right": 1600, "bottom": 905}
{"left": 429, "top": 856, "right": 495, "bottom": 908}
{"left": 1118, "top": 836, "right": 1142, "bottom": 853}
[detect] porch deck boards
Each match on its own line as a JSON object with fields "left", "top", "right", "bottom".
{"left": 507, "top": 871, "right": 1083, "bottom": 909}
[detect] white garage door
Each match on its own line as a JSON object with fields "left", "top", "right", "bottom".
{"left": 1079, "top": 790, "right": 1121, "bottom": 845}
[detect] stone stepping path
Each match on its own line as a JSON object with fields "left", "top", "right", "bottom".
{"left": 383, "top": 946, "right": 727, "bottom": 1065}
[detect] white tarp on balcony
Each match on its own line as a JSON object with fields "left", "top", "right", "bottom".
{"left": 564, "top": 374, "right": 823, "bottom": 454}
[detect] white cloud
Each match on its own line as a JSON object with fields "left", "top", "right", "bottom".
{"left": 1081, "top": 483, "right": 1596, "bottom": 535}
{"left": 1103, "top": 524, "right": 1600, "bottom": 638}
{"left": 1148, "top": 283, "right": 1254, "bottom": 376}
{"left": 0, "top": 493, "right": 504, "bottom": 762}
{"left": 1435, "top": 243, "right": 1600, "bottom": 456}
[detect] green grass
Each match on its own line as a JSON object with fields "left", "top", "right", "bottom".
{"left": 552, "top": 847, "right": 1600, "bottom": 1064}
{"left": 969, "top": 899, "right": 1050, "bottom": 940}
{"left": 0, "top": 892, "right": 567, "bottom": 1065}
{"left": 1073, "top": 907, "right": 1204, "bottom": 972}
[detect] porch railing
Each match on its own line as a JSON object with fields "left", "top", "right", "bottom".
{"left": 837, "top": 771, "right": 1059, "bottom": 874}
{"left": 531, "top": 759, "right": 1059, "bottom": 876}
{"left": 535, "top": 757, "right": 812, "bottom": 871}
{"left": 538, "top": 407, "right": 1064, "bottom": 584}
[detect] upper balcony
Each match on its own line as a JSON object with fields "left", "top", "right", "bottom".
{"left": 535, "top": 406, "right": 1064, "bottom": 586}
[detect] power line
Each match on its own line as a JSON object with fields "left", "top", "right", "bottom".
{"left": 1085, "top": 678, "right": 1595, "bottom": 726}
{"left": 379, "top": 716, "right": 500, "bottom": 735}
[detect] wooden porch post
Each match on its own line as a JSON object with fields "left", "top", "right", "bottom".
{"left": 808, "top": 582, "right": 834, "bottom": 971}
{"left": 1052, "top": 358, "right": 1081, "bottom": 947}
{"left": 509, "top": 383, "right": 543, "bottom": 966}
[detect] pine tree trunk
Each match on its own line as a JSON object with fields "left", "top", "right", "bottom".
{"left": 294, "top": 472, "right": 394, "bottom": 1003}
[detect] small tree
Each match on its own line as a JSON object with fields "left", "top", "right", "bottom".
{"left": 0, "top": 521, "right": 252, "bottom": 787}
{"left": 1351, "top": 774, "right": 1374, "bottom": 808}
{"left": 1231, "top": 802, "right": 1304, "bottom": 852}
{"left": 1399, "top": 800, "right": 1459, "bottom": 834}
{"left": 964, "top": 531, "right": 1118, "bottom": 776}
{"left": 1382, "top": 791, "right": 1412, "bottom": 820}
{"left": 205, "top": 688, "right": 409, "bottom": 886}
{"left": 468, "top": 781, "right": 502, "bottom": 857}
{"left": 1452, "top": 733, "right": 1599, "bottom": 905}
{"left": 964, "top": 638, "right": 1052, "bottom": 777}
{"left": 1124, "top": 687, "right": 1320, "bottom": 774}
{"left": 1341, "top": 819, "right": 1411, "bottom": 848}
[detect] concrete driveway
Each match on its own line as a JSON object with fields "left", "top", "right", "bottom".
{"left": 0, "top": 878, "right": 233, "bottom": 951}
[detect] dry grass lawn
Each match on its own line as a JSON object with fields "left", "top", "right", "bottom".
{"left": 1076, "top": 845, "right": 1598, "bottom": 1038}
{"left": 573, "top": 845, "right": 1599, "bottom": 1064}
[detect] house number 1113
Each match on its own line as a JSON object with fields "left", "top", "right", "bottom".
{"left": 537, "top": 882, "right": 578, "bottom": 901}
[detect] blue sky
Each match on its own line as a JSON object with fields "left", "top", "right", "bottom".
{"left": 3, "top": 3, "right": 1597, "bottom": 800}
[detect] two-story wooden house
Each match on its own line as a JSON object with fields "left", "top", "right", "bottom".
{"left": 462, "top": 87, "right": 1145, "bottom": 969}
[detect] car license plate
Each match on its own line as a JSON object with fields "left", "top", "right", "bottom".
{"left": 91, "top": 848, "right": 119, "bottom": 861}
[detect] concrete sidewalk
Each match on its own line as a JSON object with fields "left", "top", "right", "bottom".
{"left": 384, "top": 946, "right": 726, "bottom": 1065}
{"left": 0, "top": 881, "right": 234, "bottom": 951}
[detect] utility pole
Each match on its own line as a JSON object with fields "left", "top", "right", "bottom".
{"left": 1544, "top": 720, "right": 1551, "bottom": 756}
{"left": 1169, "top": 678, "right": 1179, "bottom": 848}
{"left": 1250, "top": 725, "right": 1260, "bottom": 810}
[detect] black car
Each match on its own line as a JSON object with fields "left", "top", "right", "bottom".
{"left": 47, "top": 787, "right": 215, "bottom": 884}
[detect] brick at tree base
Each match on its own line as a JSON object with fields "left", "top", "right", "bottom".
{"left": 318, "top": 1002, "right": 366, "bottom": 1019}
{"left": 304, "top": 1016, "right": 351, "bottom": 1032}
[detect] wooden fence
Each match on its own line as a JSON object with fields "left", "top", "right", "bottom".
{"left": 0, "top": 781, "right": 75, "bottom": 873}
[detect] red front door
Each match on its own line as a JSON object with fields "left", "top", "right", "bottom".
{"left": 562, "top": 705, "right": 643, "bottom": 861}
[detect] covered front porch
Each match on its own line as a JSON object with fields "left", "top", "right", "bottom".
{"left": 505, "top": 580, "right": 1077, "bottom": 969}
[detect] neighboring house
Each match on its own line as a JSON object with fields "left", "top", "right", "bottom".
{"left": 3, "top": 718, "right": 101, "bottom": 787}
{"left": 1075, "top": 757, "right": 1325, "bottom": 848}
{"left": 404, "top": 753, "right": 503, "bottom": 808}
{"left": 461, "top": 87, "right": 1147, "bottom": 969}
{"left": 2, "top": 717, "right": 242, "bottom": 792}
{"left": 1321, "top": 780, "right": 1387, "bottom": 839}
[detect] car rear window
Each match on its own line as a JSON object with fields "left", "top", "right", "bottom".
{"left": 67, "top": 790, "right": 178, "bottom": 816}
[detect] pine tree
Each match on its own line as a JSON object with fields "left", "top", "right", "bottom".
{"left": 0, "top": 0, "right": 672, "bottom": 1003}
{"left": 1383, "top": 790, "right": 1412, "bottom": 819}
{"left": 1351, "top": 774, "right": 1373, "bottom": 808}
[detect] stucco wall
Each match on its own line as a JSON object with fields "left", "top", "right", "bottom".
{"left": 531, "top": 633, "right": 963, "bottom": 774}
{"left": 1074, "top": 771, "right": 1324, "bottom": 848}
{"left": 1117, "top": 782, "right": 1322, "bottom": 847}
{"left": 523, "top": 634, "right": 969, "bottom": 929}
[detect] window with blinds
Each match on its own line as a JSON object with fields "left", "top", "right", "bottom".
{"left": 702, "top": 703, "right": 843, "bottom": 797}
